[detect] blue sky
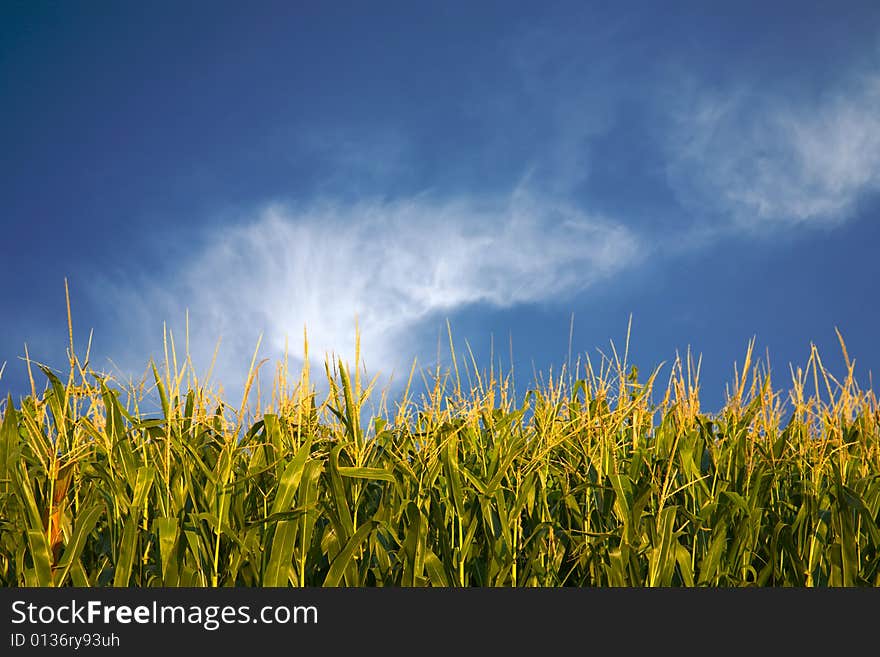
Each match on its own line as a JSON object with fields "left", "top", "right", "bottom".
{"left": 2, "top": 1, "right": 879, "bottom": 410}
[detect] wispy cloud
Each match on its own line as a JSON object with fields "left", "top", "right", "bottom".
{"left": 91, "top": 191, "right": 641, "bottom": 389}
{"left": 665, "top": 72, "right": 880, "bottom": 231}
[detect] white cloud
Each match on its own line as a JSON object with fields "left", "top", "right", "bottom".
{"left": 93, "top": 191, "right": 641, "bottom": 392}
{"left": 665, "top": 73, "right": 880, "bottom": 230}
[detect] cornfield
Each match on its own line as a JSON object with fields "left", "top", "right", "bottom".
{"left": 2, "top": 314, "right": 879, "bottom": 587}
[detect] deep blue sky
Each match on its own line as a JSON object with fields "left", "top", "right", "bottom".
{"left": 2, "top": 1, "right": 879, "bottom": 410}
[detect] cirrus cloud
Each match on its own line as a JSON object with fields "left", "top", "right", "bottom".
{"left": 665, "top": 72, "right": 880, "bottom": 231}
{"left": 91, "top": 190, "right": 642, "bottom": 391}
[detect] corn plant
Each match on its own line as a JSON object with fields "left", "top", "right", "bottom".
{"left": 1, "top": 317, "right": 878, "bottom": 587}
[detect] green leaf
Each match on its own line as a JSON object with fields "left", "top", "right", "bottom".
{"left": 336, "top": 466, "right": 396, "bottom": 484}
{"left": 27, "top": 530, "right": 53, "bottom": 587}
{"left": 270, "top": 436, "right": 313, "bottom": 516}
{"left": 322, "top": 521, "right": 375, "bottom": 587}
{"left": 55, "top": 504, "right": 104, "bottom": 586}
{"left": 265, "top": 521, "right": 298, "bottom": 587}
{"left": 425, "top": 549, "right": 449, "bottom": 587}
{"left": 154, "top": 517, "right": 180, "bottom": 583}
{"left": 113, "top": 515, "right": 139, "bottom": 587}
{"left": 0, "top": 396, "right": 18, "bottom": 485}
